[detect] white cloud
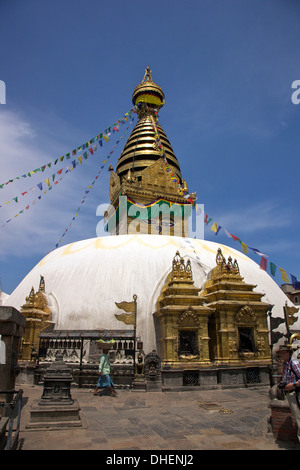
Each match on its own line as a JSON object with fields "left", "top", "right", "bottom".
{"left": 212, "top": 200, "right": 292, "bottom": 235}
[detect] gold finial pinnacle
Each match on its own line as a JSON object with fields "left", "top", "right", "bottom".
{"left": 142, "top": 65, "right": 153, "bottom": 84}
{"left": 39, "top": 275, "right": 45, "bottom": 292}
{"left": 171, "top": 251, "right": 192, "bottom": 279}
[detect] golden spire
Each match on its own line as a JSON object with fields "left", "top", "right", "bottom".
{"left": 115, "top": 66, "right": 181, "bottom": 182}
{"left": 108, "top": 66, "right": 196, "bottom": 237}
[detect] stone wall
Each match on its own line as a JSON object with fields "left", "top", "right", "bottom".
{"left": 0, "top": 306, "right": 26, "bottom": 392}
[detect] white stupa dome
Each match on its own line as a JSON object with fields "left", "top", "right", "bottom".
{"left": 4, "top": 234, "right": 297, "bottom": 353}
{"left": 0, "top": 290, "right": 9, "bottom": 306}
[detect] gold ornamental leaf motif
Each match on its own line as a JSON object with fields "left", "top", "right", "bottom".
{"left": 114, "top": 313, "right": 136, "bottom": 326}
{"left": 115, "top": 300, "right": 136, "bottom": 313}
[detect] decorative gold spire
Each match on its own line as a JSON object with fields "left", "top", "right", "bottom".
{"left": 171, "top": 251, "right": 193, "bottom": 280}
{"left": 39, "top": 275, "right": 45, "bottom": 292}
{"left": 211, "top": 247, "right": 241, "bottom": 281}
{"left": 108, "top": 67, "right": 196, "bottom": 237}
{"left": 115, "top": 66, "right": 181, "bottom": 182}
{"left": 115, "top": 115, "right": 182, "bottom": 181}
{"left": 142, "top": 65, "right": 153, "bottom": 83}
{"left": 20, "top": 277, "right": 53, "bottom": 361}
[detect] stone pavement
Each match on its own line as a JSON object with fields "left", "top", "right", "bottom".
{"left": 16, "top": 384, "right": 300, "bottom": 451}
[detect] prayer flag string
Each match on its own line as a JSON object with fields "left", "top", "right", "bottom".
{"left": 0, "top": 107, "right": 137, "bottom": 190}
{"left": 54, "top": 117, "right": 135, "bottom": 248}
{"left": 0, "top": 144, "right": 97, "bottom": 209}
{"left": 162, "top": 155, "right": 299, "bottom": 289}
{"left": 0, "top": 116, "right": 135, "bottom": 230}
{"left": 0, "top": 142, "right": 100, "bottom": 226}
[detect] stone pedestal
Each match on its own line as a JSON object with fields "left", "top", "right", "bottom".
{"left": 26, "top": 400, "right": 82, "bottom": 429}
{"left": 132, "top": 353, "right": 146, "bottom": 391}
{"left": 27, "top": 355, "right": 82, "bottom": 429}
{"left": 132, "top": 375, "right": 146, "bottom": 391}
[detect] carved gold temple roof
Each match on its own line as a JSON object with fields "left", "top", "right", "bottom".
{"left": 20, "top": 276, "right": 51, "bottom": 316}
{"left": 200, "top": 248, "right": 270, "bottom": 308}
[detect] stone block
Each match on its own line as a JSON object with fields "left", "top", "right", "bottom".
{"left": 270, "top": 399, "right": 298, "bottom": 442}
{"left": 26, "top": 399, "right": 82, "bottom": 429}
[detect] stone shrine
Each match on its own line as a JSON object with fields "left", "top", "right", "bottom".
{"left": 27, "top": 354, "right": 81, "bottom": 429}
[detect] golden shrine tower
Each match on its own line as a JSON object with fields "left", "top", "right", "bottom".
{"left": 108, "top": 66, "right": 196, "bottom": 236}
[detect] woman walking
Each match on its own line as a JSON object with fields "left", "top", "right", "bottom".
{"left": 93, "top": 347, "right": 117, "bottom": 397}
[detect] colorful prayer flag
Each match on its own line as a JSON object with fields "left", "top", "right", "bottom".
{"left": 241, "top": 242, "right": 248, "bottom": 254}
{"left": 211, "top": 222, "right": 221, "bottom": 234}
{"left": 249, "top": 247, "right": 269, "bottom": 258}
{"left": 204, "top": 215, "right": 212, "bottom": 225}
{"left": 260, "top": 257, "right": 267, "bottom": 271}
{"left": 270, "top": 262, "right": 277, "bottom": 276}
{"left": 223, "top": 228, "right": 232, "bottom": 238}
{"left": 279, "top": 268, "right": 289, "bottom": 283}
{"left": 291, "top": 274, "right": 300, "bottom": 290}
{"left": 230, "top": 233, "right": 241, "bottom": 242}
{"left": 210, "top": 222, "right": 218, "bottom": 232}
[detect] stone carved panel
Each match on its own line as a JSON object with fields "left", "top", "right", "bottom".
{"left": 178, "top": 308, "right": 200, "bottom": 327}
{"left": 144, "top": 350, "right": 161, "bottom": 382}
{"left": 235, "top": 306, "right": 257, "bottom": 324}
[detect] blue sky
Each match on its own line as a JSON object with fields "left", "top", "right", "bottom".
{"left": 0, "top": 0, "right": 300, "bottom": 295}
